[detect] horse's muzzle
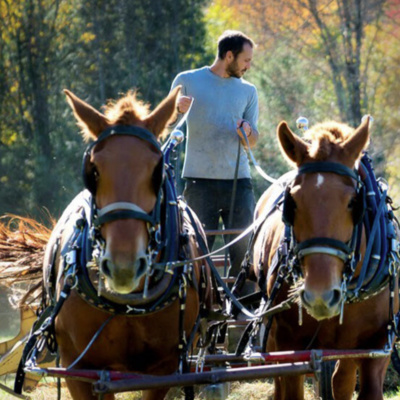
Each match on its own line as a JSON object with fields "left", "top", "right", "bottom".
{"left": 300, "top": 286, "right": 342, "bottom": 320}
{"left": 100, "top": 252, "right": 148, "bottom": 294}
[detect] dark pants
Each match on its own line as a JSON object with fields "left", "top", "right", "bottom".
{"left": 183, "top": 178, "right": 255, "bottom": 277}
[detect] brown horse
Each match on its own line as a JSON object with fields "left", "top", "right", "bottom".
{"left": 251, "top": 117, "right": 399, "bottom": 400}
{"left": 29, "top": 88, "right": 215, "bottom": 400}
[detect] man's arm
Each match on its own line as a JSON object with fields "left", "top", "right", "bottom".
{"left": 237, "top": 86, "right": 259, "bottom": 148}
{"left": 236, "top": 86, "right": 259, "bottom": 148}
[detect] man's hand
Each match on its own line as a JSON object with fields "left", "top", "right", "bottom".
{"left": 177, "top": 96, "right": 193, "bottom": 114}
{"left": 236, "top": 119, "right": 252, "bottom": 140}
{"left": 236, "top": 119, "right": 259, "bottom": 148}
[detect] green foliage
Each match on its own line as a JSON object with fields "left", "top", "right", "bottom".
{"left": 203, "top": 1, "right": 240, "bottom": 60}
{"left": 202, "top": 0, "right": 400, "bottom": 205}
{"left": 0, "top": 0, "right": 210, "bottom": 219}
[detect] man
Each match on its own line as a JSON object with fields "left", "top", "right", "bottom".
{"left": 171, "top": 30, "right": 259, "bottom": 278}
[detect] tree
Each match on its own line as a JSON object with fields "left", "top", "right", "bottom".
{"left": 0, "top": 0, "right": 211, "bottom": 217}
{"left": 0, "top": 0, "right": 79, "bottom": 214}
{"left": 203, "top": 0, "right": 400, "bottom": 202}
{"left": 215, "top": 0, "right": 387, "bottom": 127}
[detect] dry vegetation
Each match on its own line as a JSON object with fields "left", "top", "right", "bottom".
{"left": 1, "top": 374, "right": 400, "bottom": 400}
{"left": 0, "top": 377, "right": 318, "bottom": 400}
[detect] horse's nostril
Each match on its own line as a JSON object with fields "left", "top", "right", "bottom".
{"left": 301, "top": 288, "right": 342, "bottom": 308}
{"left": 136, "top": 257, "right": 148, "bottom": 277}
{"left": 101, "top": 258, "right": 112, "bottom": 278}
{"left": 329, "top": 288, "right": 342, "bottom": 307}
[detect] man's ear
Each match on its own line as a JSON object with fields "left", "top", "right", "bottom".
{"left": 225, "top": 50, "right": 234, "bottom": 62}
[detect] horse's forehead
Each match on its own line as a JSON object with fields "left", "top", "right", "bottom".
{"left": 90, "top": 137, "right": 161, "bottom": 192}
{"left": 295, "top": 173, "right": 354, "bottom": 198}
{"left": 94, "top": 135, "right": 160, "bottom": 162}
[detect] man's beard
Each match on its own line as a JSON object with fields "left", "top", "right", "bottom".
{"left": 226, "top": 59, "right": 246, "bottom": 78}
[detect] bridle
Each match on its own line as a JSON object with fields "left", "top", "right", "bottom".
{"left": 56, "top": 125, "right": 194, "bottom": 313}
{"left": 282, "top": 161, "right": 366, "bottom": 291}
{"left": 82, "top": 125, "right": 165, "bottom": 262}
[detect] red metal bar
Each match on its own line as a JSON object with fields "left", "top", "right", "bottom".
{"left": 263, "top": 349, "right": 390, "bottom": 362}
{"left": 27, "top": 367, "right": 142, "bottom": 383}
{"left": 27, "top": 348, "right": 390, "bottom": 384}
{"left": 25, "top": 347, "right": 391, "bottom": 395}
{"left": 188, "top": 348, "right": 391, "bottom": 371}
{"left": 92, "top": 362, "right": 314, "bottom": 394}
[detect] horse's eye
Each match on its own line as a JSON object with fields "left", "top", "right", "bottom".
{"left": 348, "top": 196, "right": 356, "bottom": 210}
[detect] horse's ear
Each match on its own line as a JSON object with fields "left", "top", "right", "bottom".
{"left": 341, "top": 116, "right": 370, "bottom": 161}
{"left": 277, "top": 121, "right": 309, "bottom": 166}
{"left": 144, "top": 86, "right": 181, "bottom": 138}
{"left": 64, "top": 89, "right": 108, "bottom": 140}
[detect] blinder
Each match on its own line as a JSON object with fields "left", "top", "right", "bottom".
{"left": 353, "top": 184, "right": 366, "bottom": 226}
{"left": 282, "top": 186, "right": 296, "bottom": 226}
{"left": 82, "top": 150, "right": 97, "bottom": 194}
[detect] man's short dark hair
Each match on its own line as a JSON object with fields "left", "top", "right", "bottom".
{"left": 217, "top": 30, "right": 255, "bottom": 60}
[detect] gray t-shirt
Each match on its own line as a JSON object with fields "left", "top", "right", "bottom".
{"left": 171, "top": 66, "right": 259, "bottom": 179}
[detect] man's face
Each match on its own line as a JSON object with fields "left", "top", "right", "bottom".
{"left": 226, "top": 43, "right": 253, "bottom": 78}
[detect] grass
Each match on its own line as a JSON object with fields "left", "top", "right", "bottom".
{"left": 1, "top": 314, "right": 400, "bottom": 399}
{"left": 1, "top": 375, "right": 400, "bottom": 400}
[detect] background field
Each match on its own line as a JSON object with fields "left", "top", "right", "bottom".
{"left": 0, "top": 375, "right": 400, "bottom": 399}
{"left": 0, "top": 0, "right": 400, "bottom": 220}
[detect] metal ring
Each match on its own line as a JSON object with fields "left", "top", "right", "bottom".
{"left": 65, "top": 273, "right": 78, "bottom": 290}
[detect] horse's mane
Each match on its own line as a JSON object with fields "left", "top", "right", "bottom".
{"left": 103, "top": 90, "right": 150, "bottom": 126}
{"left": 303, "top": 121, "right": 357, "bottom": 161}
{"left": 80, "top": 91, "right": 151, "bottom": 142}
{"left": 0, "top": 215, "right": 53, "bottom": 306}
